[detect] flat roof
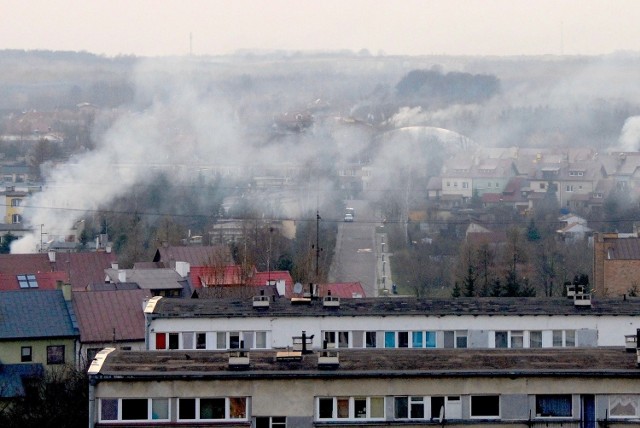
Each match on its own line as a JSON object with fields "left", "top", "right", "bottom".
{"left": 92, "top": 348, "right": 639, "bottom": 380}
{"left": 149, "top": 296, "right": 640, "bottom": 318}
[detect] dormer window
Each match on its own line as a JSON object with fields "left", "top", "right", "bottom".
{"left": 17, "top": 274, "right": 38, "bottom": 288}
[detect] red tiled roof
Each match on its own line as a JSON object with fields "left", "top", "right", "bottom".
{"left": 0, "top": 252, "right": 116, "bottom": 291}
{"left": 248, "top": 271, "right": 294, "bottom": 288}
{"left": 284, "top": 281, "right": 366, "bottom": 298}
{"left": 72, "top": 289, "right": 151, "bottom": 343}
{"left": 0, "top": 271, "right": 68, "bottom": 291}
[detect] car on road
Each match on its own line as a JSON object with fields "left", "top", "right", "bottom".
{"left": 344, "top": 213, "right": 354, "bottom": 222}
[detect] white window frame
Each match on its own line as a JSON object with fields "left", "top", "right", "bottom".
{"left": 177, "top": 397, "right": 248, "bottom": 421}
{"left": 99, "top": 398, "right": 170, "bottom": 422}
{"left": 394, "top": 396, "right": 428, "bottom": 419}
{"left": 316, "top": 396, "right": 385, "bottom": 420}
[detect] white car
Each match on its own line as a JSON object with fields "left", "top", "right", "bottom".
{"left": 344, "top": 213, "right": 354, "bottom": 222}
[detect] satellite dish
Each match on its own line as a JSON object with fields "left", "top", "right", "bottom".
{"left": 293, "top": 282, "right": 303, "bottom": 294}
{"left": 438, "top": 405, "right": 444, "bottom": 423}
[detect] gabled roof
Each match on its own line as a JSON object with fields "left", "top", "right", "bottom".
{"left": 0, "top": 253, "right": 52, "bottom": 275}
{"left": 319, "top": 282, "right": 365, "bottom": 298}
{"left": 0, "top": 251, "right": 116, "bottom": 291}
{"left": 0, "top": 271, "right": 68, "bottom": 291}
{"left": 248, "top": 271, "right": 294, "bottom": 288}
{"left": 0, "top": 290, "right": 77, "bottom": 340}
{"left": 153, "top": 245, "right": 232, "bottom": 266}
{"left": 55, "top": 251, "right": 117, "bottom": 290}
{"left": 73, "top": 289, "right": 151, "bottom": 344}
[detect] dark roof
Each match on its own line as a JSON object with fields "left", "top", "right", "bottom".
{"left": 94, "top": 347, "right": 639, "bottom": 379}
{"left": 73, "top": 289, "right": 151, "bottom": 343}
{"left": 0, "top": 253, "right": 52, "bottom": 275}
{"left": 0, "top": 290, "right": 78, "bottom": 340}
{"left": 0, "top": 364, "right": 44, "bottom": 398}
{"left": 148, "top": 296, "right": 640, "bottom": 318}
{"left": 153, "top": 245, "right": 232, "bottom": 266}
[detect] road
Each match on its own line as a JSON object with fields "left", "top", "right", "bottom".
{"left": 328, "top": 199, "right": 389, "bottom": 297}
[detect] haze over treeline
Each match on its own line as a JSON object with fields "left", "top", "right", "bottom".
{"left": 1, "top": 49, "right": 639, "bottom": 292}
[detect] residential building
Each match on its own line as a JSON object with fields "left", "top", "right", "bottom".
{"left": 103, "top": 267, "right": 189, "bottom": 297}
{"left": 593, "top": 232, "right": 640, "bottom": 296}
{"left": 72, "top": 289, "right": 151, "bottom": 367}
{"left": 87, "top": 346, "right": 640, "bottom": 427}
{"left": 0, "top": 289, "right": 78, "bottom": 368}
{"left": 143, "top": 296, "right": 638, "bottom": 352}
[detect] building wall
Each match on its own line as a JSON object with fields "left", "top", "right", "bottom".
{"left": 603, "top": 260, "right": 640, "bottom": 296}
{"left": 147, "top": 313, "right": 636, "bottom": 350}
{"left": 91, "top": 375, "right": 640, "bottom": 427}
{"left": 0, "top": 337, "right": 76, "bottom": 368}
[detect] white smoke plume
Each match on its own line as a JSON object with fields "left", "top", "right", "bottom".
{"left": 617, "top": 116, "right": 640, "bottom": 153}
{"left": 12, "top": 61, "right": 246, "bottom": 253}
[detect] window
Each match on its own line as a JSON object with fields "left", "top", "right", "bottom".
{"left": 412, "top": 331, "right": 423, "bottom": 348}
{"left": 324, "top": 331, "right": 349, "bottom": 348}
{"left": 21, "top": 346, "right": 32, "bottom": 362}
{"left": 395, "top": 396, "right": 425, "bottom": 419}
{"left": 488, "top": 182, "right": 492, "bottom": 188}
{"left": 317, "top": 397, "right": 384, "bottom": 420}
{"left": 456, "top": 331, "right": 467, "bottom": 348}
{"left": 12, "top": 214, "right": 21, "bottom": 223}
{"left": 256, "top": 416, "right": 287, "bottom": 428}
{"left": 446, "top": 182, "right": 451, "bottom": 187}
{"left": 471, "top": 395, "right": 500, "bottom": 418}
{"left": 431, "top": 396, "right": 462, "bottom": 420}
{"left": 168, "top": 333, "right": 179, "bottom": 349}
{"left": 566, "top": 185, "right": 574, "bottom": 192}
{"left": 565, "top": 330, "right": 575, "bottom": 347}
{"left": 86, "top": 348, "right": 101, "bottom": 363}
{"left": 99, "top": 398, "right": 169, "bottom": 421}
{"left": 495, "top": 331, "right": 508, "bottom": 348}
{"left": 398, "top": 331, "right": 409, "bottom": 348}
{"left": 178, "top": 397, "right": 247, "bottom": 421}
{"left": 17, "top": 274, "right": 38, "bottom": 288}
{"left": 552, "top": 330, "right": 563, "bottom": 347}
{"left": 529, "top": 331, "right": 542, "bottom": 348}
{"left": 11, "top": 198, "right": 21, "bottom": 207}
{"left": 47, "top": 345, "right": 65, "bottom": 364}
{"left": 365, "top": 331, "right": 377, "bottom": 348}
{"left": 536, "top": 395, "right": 572, "bottom": 417}
{"left": 229, "top": 332, "right": 240, "bottom": 349}
{"left": 609, "top": 395, "right": 640, "bottom": 418}
{"left": 511, "top": 331, "right": 524, "bottom": 348}
{"left": 462, "top": 182, "right": 468, "bottom": 189}
{"left": 183, "top": 332, "right": 194, "bottom": 349}
{"left": 216, "top": 332, "right": 226, "bottom": 349}
{"left": 255, "top": 332, "right": 267, "bottom": 349}
{"left": 426, "top": 331, "right": 436, "bottom": 348}
{"left": 540, "top": 183, "right": 546, "bottom": 189}
{"left": 385, "top": 331, "right": 395, "bottom": 348}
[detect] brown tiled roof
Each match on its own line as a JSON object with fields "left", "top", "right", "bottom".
{"left": 0, "top": 253, "right": 52, "bottom": 274}
{"left": 55, "top": 252, "right": 117, "bottom": 290}
{"left": 153, "top": 245, "right": 232, "bottom": 266}
{"left": 72, "top": 289, "right": 151, "bottom": 343}
{"left": 0, "top": 271, "right": 68, "bottom": 291}
{"left": 95, "top": 347, "right": 638, "bottom": 378}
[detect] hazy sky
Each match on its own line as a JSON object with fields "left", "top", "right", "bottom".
{"left": 2, "top": 0, "right": 640, "bottom": 57}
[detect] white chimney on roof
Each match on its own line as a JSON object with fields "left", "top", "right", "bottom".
{"left": 118, "top": 270, "right": 126, "bottom": 283}
{"left": 48, "top": 250, "right": 56, "bottom": 263}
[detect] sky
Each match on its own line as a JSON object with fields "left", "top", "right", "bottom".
{"left": 2, "top": 0, "right": 640, "bottom": 57}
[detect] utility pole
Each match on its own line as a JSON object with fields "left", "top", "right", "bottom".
{"left": 39, "top": 224, "right": 46, "bottom": 253}
{"left": 315, "top": 211, "right": 321, "bottom": 280}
